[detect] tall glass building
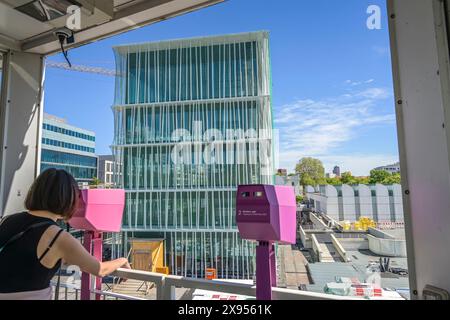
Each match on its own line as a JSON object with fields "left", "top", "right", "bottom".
{"left": 112, "top": 32, "right": 274, "bottom": 279}
{"left": 41, "top": 113, "right": 98, "bottom": 184}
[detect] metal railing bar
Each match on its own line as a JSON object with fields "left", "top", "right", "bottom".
{"left": 90, "top": 289, "right": 147, "bottom": 300}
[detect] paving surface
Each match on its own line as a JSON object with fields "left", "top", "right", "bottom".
{"left": 314, "top": 233, "right": 343, "bottom": 262}
{"left": 277, "top": 245, "right": 310, "bottom": 289}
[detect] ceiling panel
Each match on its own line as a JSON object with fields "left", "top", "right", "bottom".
{"left": 0, "top": 0, "right": 225, "bottom": 55}
{"left": 0, "top": 1, "right": 53, "bottom": 41}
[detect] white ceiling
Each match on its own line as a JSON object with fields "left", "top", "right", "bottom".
{"left": 0, "top": 0, "right": 224, "bottom": 55}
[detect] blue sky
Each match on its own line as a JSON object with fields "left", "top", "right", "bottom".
{"left": 44, "top": 0, "right": 398, "bottom": 176}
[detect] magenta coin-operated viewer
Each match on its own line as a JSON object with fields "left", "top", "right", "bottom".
{"left": 236, "top": 185, "right": 297, "bottom": 300}
{"left": 69, "top": 189, "right": 125, "bottom": 300}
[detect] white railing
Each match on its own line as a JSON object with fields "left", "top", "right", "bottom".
{"left": 90, "top": 289, "right": 147, "bottom": 300}
{"left": 50, "top": 279, "right": 144, "bottom": 300}
{"left": 110, "top": 269, "right": 362, "bottom": 300}
{"left": 51, "top": 269, "right": 366, "bottom": 300}
{"left": 51, "top": 281, "right": 80, "bottom": 300}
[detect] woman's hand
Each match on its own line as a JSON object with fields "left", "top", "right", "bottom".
{"left": 118, "top": 258, "right": 131, "bottom": 283}
{"left": 119, "top": 258, "right": 131, "bottom": 269}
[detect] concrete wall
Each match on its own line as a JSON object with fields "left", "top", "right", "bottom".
{"left": 366, "top": 228, "right": 406, "bottom": 257}
{"left": 357, "top": 184, "right": 374, "bottom": 220}
{"left": 330, "top": 234, "right": 350, "bottom": 262}
{"left": 298, "top": 226, "right": 311, "bottom": 249}
{"left": 337, "top": 238, "right": 369, "bottom": 251}
{"left": 368, "top": 227, "right": 395, "bottom": 239}
{"left": 392, "top": 184, "right": 404, "bottom": 222}
{"left": 310, "top": 234, "right": 322, "bottom": 262}
{"left": 374, "top": 184, "right": 391, "bottom": 222}
{"left": 367, "top": 235, "right": 407, "bottom": 257}
{"left": 309, "top": 213, "right": 328, "bottom": 230}
{"left": 341, "top": 184, "right": 356, "bottom": 221}
{"left": 307, "top": 184, "right": 404, "bottom": 223}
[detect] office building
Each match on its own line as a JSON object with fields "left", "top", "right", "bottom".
{"left": 112, "top": 32, "right": 274, "bottom": 279}
{"left": 374, "top": 162, "right": 400, "bottom": 174}
{"left": 98, "top": 155, "right": 120, "bottom": 187}
{"left": 41, "top": 113, "right": 97, "bottom": 185}
{"left": 332, "top": 166, "right": 341, "bottom": 177}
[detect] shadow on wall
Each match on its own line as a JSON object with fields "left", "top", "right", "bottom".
{"left": 0, "top": 52, "right": 43, "bottom": 216}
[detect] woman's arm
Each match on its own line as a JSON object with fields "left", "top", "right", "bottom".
{"left": 56, "top": 231, "right": 130, "bottom": 277}
{"left": 97, "top": 258, "right": 131, "bottom": 277}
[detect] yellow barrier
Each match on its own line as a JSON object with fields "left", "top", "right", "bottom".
{"left": 340, "top": 217, "right": 376, "bottom": 231}
{"left": 156, "top": 267, "right": 170, "bottom": 275}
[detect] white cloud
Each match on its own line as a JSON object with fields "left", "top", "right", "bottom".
{"left": 344, "top": 79, "right": 375, "bottom": 87}
{"left": 274, "top": 87, "right": 396, "bottom": 174}
{"left": 372, "top": 46, "right": 390, "bottom": 56}
{"left": 357, "top": 87, "right": 390, "bottom": 99}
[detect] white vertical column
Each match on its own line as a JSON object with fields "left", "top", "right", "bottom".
{"left": 324, "top": 185, "right": 339, "bottom": 221}
{"left": 375, "top": 184, "right": 391, "bottom": 222}
{"left": 0, "top": 51, "right": 45, "bottom": 216}
{"left": 392, "top": 184, "right": 404, "bottom": 223}
{"left": 357, "top": 184, "right": 374, "bottom": 220}
{"left": 341, "top": 184, "right": 357, "bottom": 221}
{"left": 387, "top": 0, "right": 450, "bottom": 297}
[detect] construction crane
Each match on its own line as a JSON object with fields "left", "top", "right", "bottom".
{"left": 45, "top": 61, "right": 116, "bottom": 77}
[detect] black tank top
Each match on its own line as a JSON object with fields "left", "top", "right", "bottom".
{"left": 0, "top": 212, "right": 63, "bottom": 293}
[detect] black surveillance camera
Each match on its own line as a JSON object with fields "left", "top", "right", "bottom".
{"left": 54, "top": 28, "right": 74, "bottom": 44}
{"left": 54, "top": 28, "right": 74, "bottom": 67}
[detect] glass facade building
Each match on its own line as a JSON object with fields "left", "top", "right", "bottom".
{"left": 41, "top": 114, "right": 98, "bottom": 183}
{"left": 112, "top": 32, "right": 274, "bottom": 279}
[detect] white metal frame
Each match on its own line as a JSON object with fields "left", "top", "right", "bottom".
{"left": 387, "top": 0, "right": 450, "bottom": 299}
{"left": 0, "top": 51, "right": 46, "bottom": 216}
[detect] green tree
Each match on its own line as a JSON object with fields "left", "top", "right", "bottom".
{"left": 90, "top": 177, "right": 101, "bottom": 188}
{"left": 296, "top": 195, "right": 304, "bottom": 204}
{"left": 326, "top": 177, "right": 342, "bottom": 185}
{"left": 369, "top": 170, "right": 401, "bottom": 185}
{"left": 382, "top": 173, "right": 401, "bottom": 184}
{"left": 295, "top": 157, "right": 326, "bottom": 192}
{"left": 355, "top": 176, "right": 370, "bottom": 184}
{"left": 369, "top": 170, "right": 391, "bottom": 184}
{"left": 341, "top": 171, "right": 358, "bottom": 185}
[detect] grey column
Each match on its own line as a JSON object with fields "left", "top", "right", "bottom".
{"left": 0, "top": 51, "right": 45, "bottom": 216}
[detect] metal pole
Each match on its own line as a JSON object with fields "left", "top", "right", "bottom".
{"left": 81, "top": 231, "right": 104, "bottom": 300}
{"left": 93, "top": 232, "right": 103, "bottom": 300}
{"left": 81, "top": 231, "right": 93, "bottom": 300}
{"left": 256, "top": 241, "right": 274, "bottom": 300}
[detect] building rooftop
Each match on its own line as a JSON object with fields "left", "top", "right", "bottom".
{"left": 306, "top": 249, "right": 409, "bottom": 298}
{"left": 113, "top": 30, "right": 270, "bottom": 53}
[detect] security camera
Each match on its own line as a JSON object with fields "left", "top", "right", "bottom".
{"left": 54, "top": 28, "right": 74, "bottom": 44}
{"left": 54, "top": 28, "right": 74, "bottom": 67}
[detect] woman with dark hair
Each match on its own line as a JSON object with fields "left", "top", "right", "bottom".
{"left": 0, "top": 168, "right": 131, "bottom": 300}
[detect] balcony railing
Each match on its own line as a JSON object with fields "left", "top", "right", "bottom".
{"left": 52, "top": 268, "right": 364, "bottom": 300}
